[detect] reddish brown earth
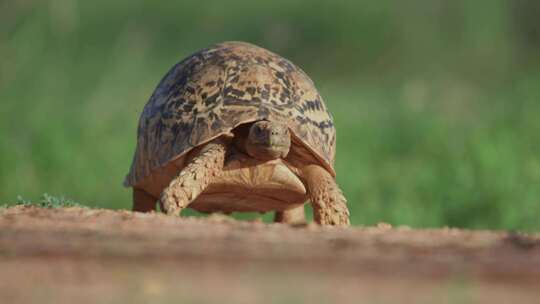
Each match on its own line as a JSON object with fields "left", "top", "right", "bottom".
{"left": 1, "top": 206, "right": 539, "bottom": 304}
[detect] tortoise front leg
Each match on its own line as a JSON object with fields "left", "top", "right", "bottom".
{"left": 160, "top": 139, "right": 227, "bottom": 215}
{"left": 301, "top": 164, "right": 350, "bottom": 226}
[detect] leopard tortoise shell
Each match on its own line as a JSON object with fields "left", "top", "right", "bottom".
{"left": 124, "top": 41, "right": 349, "bottom": 226}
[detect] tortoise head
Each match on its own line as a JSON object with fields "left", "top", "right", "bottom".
{"left": 245, "top": 120, "right": 291, "bottom": 161}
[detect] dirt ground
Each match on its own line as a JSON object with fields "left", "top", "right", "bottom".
{"left": 0, "top": 206, "right": 539, "bottom": 304}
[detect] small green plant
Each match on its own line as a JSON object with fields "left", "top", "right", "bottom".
{"left": 15, "top": 195, "right": 31, "bottom": 205}
{"left": 15, "top": 193, "right": 86, "bottom": 209}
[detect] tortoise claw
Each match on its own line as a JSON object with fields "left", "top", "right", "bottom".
{"left": 159, "top": 187, "right": 186, "bottom": 215}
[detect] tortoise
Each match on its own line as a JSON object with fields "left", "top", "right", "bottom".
{"left": 124, "top": 41, "right": 349, "bottom": 226}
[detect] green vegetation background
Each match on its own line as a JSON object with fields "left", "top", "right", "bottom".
{"left": 2, "top": 0, "right": 540, "bottom": 230}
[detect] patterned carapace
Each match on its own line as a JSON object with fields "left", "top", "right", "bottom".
{"left": 125, "top": 41, "right": 336, "bottom": 187}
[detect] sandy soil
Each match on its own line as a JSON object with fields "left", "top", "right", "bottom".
{"left": 0, "top": 206, "right": 539, "bottom": 304}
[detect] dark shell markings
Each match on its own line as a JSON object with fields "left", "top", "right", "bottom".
{"left": 125, "top": 41, "right": 336, "bottom": 187}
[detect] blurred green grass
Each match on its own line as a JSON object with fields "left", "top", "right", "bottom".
{"left": 1, "top": 0, "right": 540, "bottom": 230}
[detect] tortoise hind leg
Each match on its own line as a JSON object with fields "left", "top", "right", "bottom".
{"left": 132, "top": 188, "right": 158, "bottom": 212}
{"left": 160, "top": 139, "right": 227, "bottom": 215}
{"left": 301, "top": 164, "right": 350, "bottom": 226}
{"left": 274, "top": 205, "right": 306, "bottom": 225}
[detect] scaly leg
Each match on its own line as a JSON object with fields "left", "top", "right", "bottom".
{"left": 160, "top": 139, "right": 226, "bottom": 215}
{"left": 274, "top": 205, "right": 306, "bottom": 224}
{"left": 301, "top": 164, "right": 350, "bottom": 226}
{"left": 132, "top": 188, "right": 158, "bottom": 212}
